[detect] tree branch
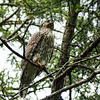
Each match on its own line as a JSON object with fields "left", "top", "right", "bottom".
{"left": 74, "top": 35, "right": 100, "bottom": 62}
{"left": 79, "top": 35, "right": 100, "bottom": 58}
{"left": 0, "top": 3, "right": 15, "bottom": 6}
{"left": 2, "top": 20, "right": 40, "bottom": 26}
{"left": 22, "top": 21, "right": 33, "bottom": 39}
{"left": 77, "top": 64, "right": 95, "bottom": 71}
{"left": 42, "top": 69, "right": 100, "bottom": 100}
{"left": 72, "top": 17, "right": 96, "bottom": 40}
{"left": 14, "top": 54, "right": 98, "bottom": 99}
{"left": 0, "top": 19, "right": 30, "bottom": 46}
{"left": 22, "top": 20, "right": 33, "bottom": 57}
{"left": 7, "top": 19, "right": 29, "bottom": 40}
{"left": 1, "top": 20, "right": 63, "bottom": 33}
{"left": 0, "top": 37, "right": 51, "bottom": 76}
{"left": 1, "top": 36, "right": 99, "bottom": 100}
{"left": 54, "top": 53, "right": 100, "bottom": 82}
{"left": 9, "top": 69, "right": 59, "bottom": 100}
{"left": 0, "top": 7, "right": 20, "bottom": 26}
{"left": 0, "top": 33, "right": 20, "bottom": 46}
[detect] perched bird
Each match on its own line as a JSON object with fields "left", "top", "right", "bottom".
{"left": 19, "top": 20, "right": 54, "bottom": 98}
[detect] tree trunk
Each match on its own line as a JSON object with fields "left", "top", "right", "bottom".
{"left": 51, "top": 1, "right": 80, "bottom": 100}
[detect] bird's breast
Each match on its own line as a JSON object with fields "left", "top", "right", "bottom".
{"left": 33, "top": 30, "right": 54, "bottom": 65}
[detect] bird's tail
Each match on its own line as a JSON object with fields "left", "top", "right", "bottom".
{"left": 19, "top": 83, "right": 28, "bottom": 98}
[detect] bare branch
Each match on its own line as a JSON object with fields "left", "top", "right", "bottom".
{"left": 0, "top": 33, "right": 20, "bottom": 46}
{"left": 0, "top": 7, "right": 20, "bottom": 26}
{"left": 79, "top": 35, "right": 100, "bottom": 58}
{"left": 0, "top": 19, "right": 30, "bottom": 46}
{"left": 53, "top": 29, "right": 63, "bottom": 33}
{"left": 22, "top": 21, "right": 33, "bottom": 39}
{"left": 77, "top": 64, "right": 95, "bottom": 71}
{"left": 2, "top": 20, "right": 40, "bottom": 26}
{"left": 7, "top": 19, "right": 29, "bottom": 40}
{"left": 55, "top": 53, "right": 100, "bottom": 81}
{"left": 0, "top": 21, "right": 62, "bottom": 46}
{"left": 41, "top": 69, "right": 100, "bottom": 100}
{"left": 73, "top": 35, "right": 100, "bottom": 62}
{"left": 73, "top": 17, "right": 96, "bottom": 40}
{"left": 22, "top": 20, "right": 33, "bottom": 57}
{"left": 68, "top": 53, "right": 100, "bottom": 69}
{"left": 0, "top": 3, "right": 15, "bottom": 6}
{"left": 2, "top": 20, "right": 63, "bottom": 33}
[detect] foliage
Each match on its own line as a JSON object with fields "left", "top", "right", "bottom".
{"left": 0, "top": 0, "right": 100, "bottom": 100}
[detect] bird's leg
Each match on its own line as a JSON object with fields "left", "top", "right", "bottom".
{"left": 37, "top": 60, "right": 47, "bottom": 72}
{"left": 37, "top": 60, "right": 44, "bottom": 67}
{"left": 37, "top": 60, "right": 54, "bottom": 80}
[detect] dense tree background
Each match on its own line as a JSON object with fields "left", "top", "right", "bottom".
{"left": 0, "top": 0, "right": 100, "bottom": 100}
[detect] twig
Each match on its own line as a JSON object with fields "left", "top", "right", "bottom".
{"left": 2, "top": 20, "right": 40, "bottom": 26}
{"left": 77, "top": 64, "right": 94, "bottom": 71}
{"left": 7, "top": 19, "right": 28, "bottom": 40}
{"left": 54, "top": 46, "right": 76, "bottom": 58}
{"left": 0, "top": 7, "right": 20, "bottom": 26}
{"left": 74, "top": 35, "right": 100, "bottom": 62}
{"left": 22, "top": 21, "right": 33, "bottom": 39}
{"left": 0, "top": 3, "right": 15, "bottom": 6}
{"left": 53, "top": 29, "right": 63, "bottom": 33}
{"left": 22, "top": 20, "right": 33, "bottom": 57}
{"left": 0, "top": 94, "right": 6, "bottom": 100}
{"left": 1, "top": 20, "right": 63, "bottom": 33}
{"left": 0, "top": 20, "right": 30, "bottom": 46}
{"left": 79, "top": 35, "right": 100, "bottom": 58}
{"left": 72, "top": 17, "right": 96, "bottom": 39}
{"left": 0, "top": 33, "right": 20, "bottom": 46}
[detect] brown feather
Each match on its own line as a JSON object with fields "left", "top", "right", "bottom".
{"left": 19, "top": 21, "right": 54, "bottom": 98}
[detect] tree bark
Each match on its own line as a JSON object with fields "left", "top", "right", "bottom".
{"left": 51, "top": 1, "right": 80, "bottom": 100}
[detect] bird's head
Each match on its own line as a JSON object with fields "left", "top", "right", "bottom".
{"left": 43, "top": 20, "right": 54, "bottom": 30}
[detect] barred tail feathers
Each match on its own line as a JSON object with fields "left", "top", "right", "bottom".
{"left": 19, "top": 84, "right": 28, "bottom": 98}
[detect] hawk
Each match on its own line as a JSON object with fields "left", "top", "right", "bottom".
{"left": 19, "top": 20, "right": 54, "bottom": 98}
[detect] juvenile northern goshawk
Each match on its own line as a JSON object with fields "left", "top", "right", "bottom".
{"left": 19, "top": 21, "right": 54, "bottom": 98}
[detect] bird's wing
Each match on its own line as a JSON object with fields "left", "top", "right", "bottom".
{"left": 21, "top": 31, "right": 44, "bottom": 70}
{"left": 25, "top": 32, "right": 43, "bottom": 58}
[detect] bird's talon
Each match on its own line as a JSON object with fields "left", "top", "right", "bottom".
{"left": 37, "top": 61, "right": 44, "bottom": 67}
